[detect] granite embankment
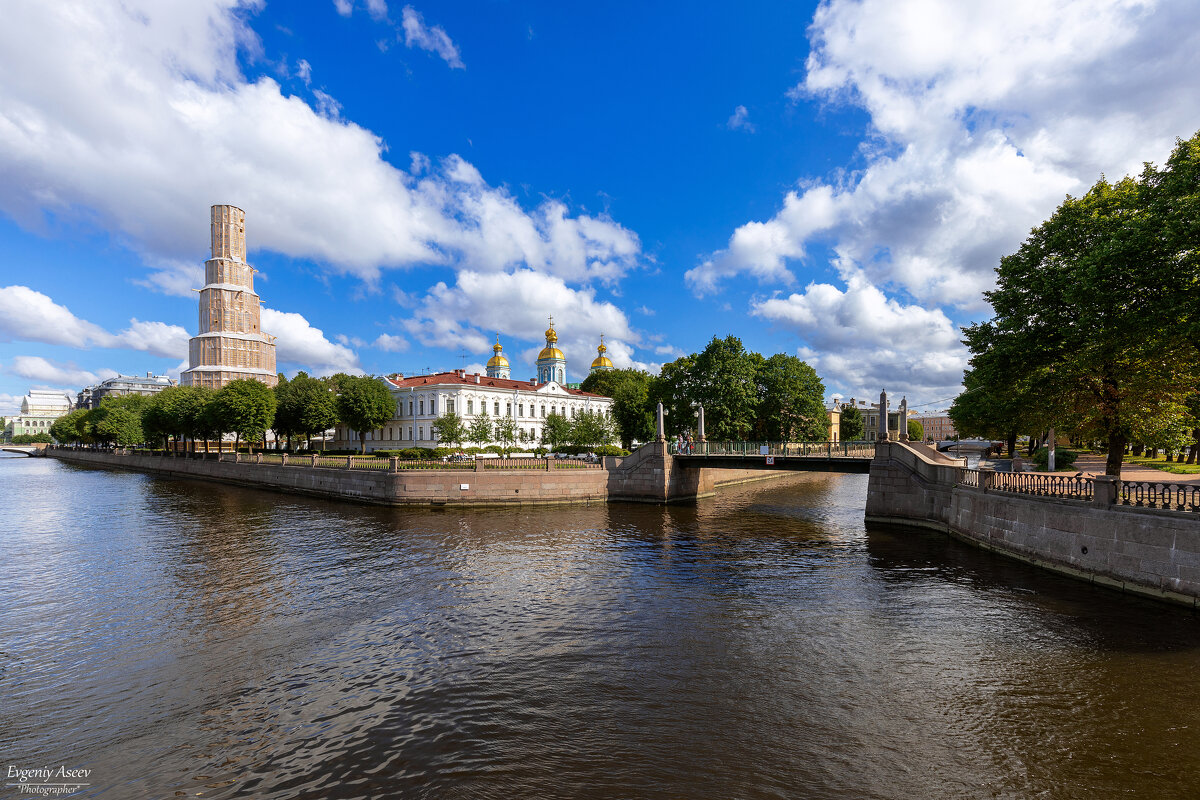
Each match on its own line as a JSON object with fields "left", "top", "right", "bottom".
{"left": 866, "top": 440, "right": 1200, "bottom": 607}
{"left": 47, "top": 444, "right": 788, "bottom": 507}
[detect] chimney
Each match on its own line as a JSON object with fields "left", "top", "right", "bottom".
{"left": 475, "top": 374, "right": 480, "bottom": 384}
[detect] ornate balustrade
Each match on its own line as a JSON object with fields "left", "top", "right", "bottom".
{"left": 955, "top": 467, "right": 1198, "bottom": 513}
{"left": 673, "top": 441, "right": 875, "bottom": 458}
{"left": 1119, "top": 481, "right": 1200, "bottom": 511}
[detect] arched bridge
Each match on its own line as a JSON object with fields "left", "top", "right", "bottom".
{"left": 670, "top": 441, "right": 874, "bottom": 473}
{"left": 1, "top": 445, "right": 45, "bottom": 457}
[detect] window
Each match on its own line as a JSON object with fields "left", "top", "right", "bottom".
{"left": 519, "top": 403, "right": 524, "bottom": 417}
{"left": 541, "top": 405, "right": 545, "bottom": 418}
{"left": 408, "top": 427, "right": 413, "bottom": 440}
{"left": 506, "top": 402, "right": 512, "bottom": 416}
{"left": 447, "top": 400, "right": 454, "bottom": 414}
{"left": 419, "top": 399, "right": 425, "bottom": 415}
{"left": 418, "top": 426, "right": 424, "bottom": 440}
{"left": 431, "top": 398, "right": 437, "bottom": 414}
{"left": 467, "top": 399, "right": 474, "bottom": 414}
{"left": 494, "top": 401, "right": 500, "bottom": 416}
{"left": 408, "top": 400, "right": 413, "bottom": 415}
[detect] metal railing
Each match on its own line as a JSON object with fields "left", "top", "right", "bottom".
{"left": 956, "top": 469, "right": 1094, "bottom": 501}
{"left": 671, "top": 441, "right": 875, "bottom": 458}
{"left": 1119, "top": 481, "right": 1200, "bottom": 511}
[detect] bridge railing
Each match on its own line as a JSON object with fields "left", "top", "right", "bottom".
{"left": 671, "top": 441, "right": 875, "bottom": 458}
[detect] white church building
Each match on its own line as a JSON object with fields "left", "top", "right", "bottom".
{"left": 331, "top": 321, "right": 616, "bottom": 451}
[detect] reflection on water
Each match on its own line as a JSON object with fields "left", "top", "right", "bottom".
{"left": 2, "top": 457, "right": 1198, "bottom": 799}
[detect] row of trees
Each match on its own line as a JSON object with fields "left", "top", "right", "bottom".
{"left": 950, "top": 131, "right": 1200, "bottom": 476}
{"left": 579, "top": 335, "right": 828, "bottom": 448}
{"left": 49, "top": 373, "right": 397, "bottom": 453}
{"left": 430, "top": 408, "right": 615, "bottom": 453}
{"left": 47, "top": 335, "right": 832, "bottom": 455}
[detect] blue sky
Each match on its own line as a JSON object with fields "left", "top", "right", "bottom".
{"left": 2, "top": 0, "right": 1199, "bottom": 415}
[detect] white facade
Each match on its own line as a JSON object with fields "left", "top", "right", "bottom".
{"left": 6, "top": 390, "right": 72, "bottom": 439}
{"left": 331, "top": 370, "right": 614, "bottom": 451}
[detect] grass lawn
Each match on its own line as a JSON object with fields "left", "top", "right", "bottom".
{"left": 1125, "top": 455, "right": 1200, "bottom": 475}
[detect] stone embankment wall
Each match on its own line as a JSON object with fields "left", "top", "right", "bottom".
{"left": 49, "top": 445, "right": 791, "bottom": 507}
{"left": 866, "top": 441, "right": 1200, "bottom": 607}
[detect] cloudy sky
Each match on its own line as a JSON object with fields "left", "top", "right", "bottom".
{"left": 2, "top": 0, "right": 1198, "bottom": 415}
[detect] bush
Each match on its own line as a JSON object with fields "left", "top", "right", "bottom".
{"left": 484, "top": 445, "right": 504, "bottom": 455}
{"left": 1033, "top": 447, "right": 1078, "bottom": 471}
{"left": 593, "top": 445, "right": 630, "bottom": 457}
{"left": 12, "top": 433, "right": 52, "bottom": 444}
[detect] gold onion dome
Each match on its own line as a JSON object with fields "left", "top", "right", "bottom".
{"left": 538, "top": 318, "right": 563, "bottom": 361}
{"left": 591, "top": 337, "right": 613, "bottom": 369}
{"left": 486, "top": 337, "right": 509, "bottom": 368}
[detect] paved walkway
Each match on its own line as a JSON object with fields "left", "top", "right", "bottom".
{"left": 1071, "top": 454, "right": 1200, "bottom": 484}
{"left": 981, "top": 454, "right": 1200, "bottom": 484}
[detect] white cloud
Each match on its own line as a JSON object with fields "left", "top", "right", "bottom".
{"left": 0, "top": 392, "right": 21, "bottom": 415}
{"left": 404, "top": 269, "right": 641, "bottom": 374}
{"left": 726, "top": 105, "right": 756, "bottom": 132}
{"left": 333, "top": 0, "right": 353, "bottom": 17}
{"left": 261, "top": 308, "right": 362, "bottom": 376}
{"left": 400, "top": 5, "right": 464, "bottom": 69}
{"left": 366, "top": 0, "right": 389, "bottom": 21}
{"left": 0, "top": 285, "right": 111, "bottom": 348}
{"left": 753, "top": 274, "right": 968, "bottom": 399}
{"left": 0, "top": 2, "right": 640, "bottom": 294}
{"left": 373, "top": 333, "right": 408, "bottom": 352}
{"left": 696, "top": 0, "right": 1200, "bottom": 309}
{"left": 0, "top": 286, "right": 189, "bottom": 358}
{"left": 296, "top": 58, "right": 312, "bottom": 85}
{"left": 7, "top": 356, "right": 118, "bottom": 387}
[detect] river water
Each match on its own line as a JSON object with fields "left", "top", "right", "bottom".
{"left": 2, "top": 453, "right": 1199, "bottom": 799}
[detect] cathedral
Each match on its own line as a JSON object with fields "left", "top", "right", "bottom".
{"left": 331, "top": 320, "right": 616, "bottom": 451}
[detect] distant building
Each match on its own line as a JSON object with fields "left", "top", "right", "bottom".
{"left": 843, "top": 397, "right": 903, "bottom": 441}
{"left": 914, "top": 414, "right": 957, "bottom": 442}
{"left": 180, "top": 205, "right": 277, "bottom": 390}
{"left": 330, "top": 322, "right": 614, "bottom": 451}
{"left": 826, "top": 403, "right": 840, "bottom": 443}
{"left": 6, "top": 390, "right": 72, "bottom": 439}
{"left": 77, "top": 373, "right": 177, "bottom": 409}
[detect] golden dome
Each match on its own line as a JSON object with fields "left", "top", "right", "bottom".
{"left": 538, "top": 346, "right": 565, "bottom": 361}
{"left": 591, "top": 335, "right": 613, "bottom": 369}
{"left": 487, "top": 336, "right": 509, "bottom": 368}
{"left": 544, "top": 326, "right": 558, "bottom": 344}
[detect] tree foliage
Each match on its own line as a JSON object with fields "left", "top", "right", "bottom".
{"left": 542, "top": 411, "right": 572, "bottom": 451}
{"left": 954, "top": 131, "right": 1200, "bottom": 476}
{"left": 467, "top": 410, "right": 492, "bottom": 449}
{"left": 432, "top": 410, "right": 467, "bottom": 450}
{"left": 839, "top": 404, "right": 864, "bottom": 441}
{"left": 210, "top": 379, "right": 277, "bottom": 451}
{"left": 334, "top": 375, "right": 393, "bottom": 454}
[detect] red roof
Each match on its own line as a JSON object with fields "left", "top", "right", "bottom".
{"left": 382, "top": 370, "right": 609, "bottom": 398}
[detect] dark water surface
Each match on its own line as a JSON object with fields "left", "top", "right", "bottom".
{"left": 2, "top": 453, "right": 1199, "bottom": 799}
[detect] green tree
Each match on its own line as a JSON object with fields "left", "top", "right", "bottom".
{"left": 90, "top": 406, "right": 144, "bottom": 446}
{"left": 754, "top": 353, "right": 827, "bottom": 440}
{"left": 962, "top": 136, "right": 1200, "bottom": 477}
{"left": 333, "top": 375, "right": 394, "bottom": 454}
{"left": 839, "top": 404, "right": 865, "bottom": 441}
{"left": 570, "top": 410, "right": 615, "bottom": 450}
{"left": 433, "top": 410, "right": 467, "bottom": 450}
{"left": 685, "top": 336, "right": 758, "bottom": 440}
{"left": 50, "top": 409, "right": 91, "bottom": 445}
{"left": 467, "top": 410, "right": 492, "bottom": 449}
{"left": 494, "top": 415, "right": 518, "bottom": 455}
{"left": 907, "top": 419, "right": 925, "bottom": 442}
{"left": 210, "top": 379, "right": 277, "bottom": 452}
{"left": 287, "top": 373, "right": 338, "bottom": 450}
{"left": 542, "top": 411, "right": 572, "bottom": 452}
{"left": 581, "top": 368, "right": 656, "bottom": 448}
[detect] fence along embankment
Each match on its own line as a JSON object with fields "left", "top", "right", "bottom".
{"left": 866, "top": 440, "right": 1200, "bottom": 608}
